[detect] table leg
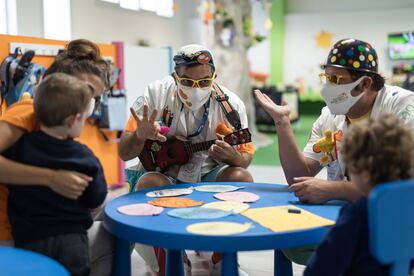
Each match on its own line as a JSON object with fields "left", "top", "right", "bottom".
{"left": 166, "top": 249, "right": 183, "bottom": 276}
{"left": 221, "top": 252, "right": 238, "bottom": 276}
{"left": 274, "top": 249, "right": 293, "bottom": 276}
{"left": 113, "top": 237, "right": 131, "bottom": 276}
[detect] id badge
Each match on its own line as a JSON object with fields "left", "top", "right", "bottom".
{"left": 327, "top": 159, "right": 344, "bottom": 181}
{"left": 177, "top": 154, "right": 204, "bottom": 183}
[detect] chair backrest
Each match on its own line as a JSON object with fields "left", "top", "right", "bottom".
{"left": 368, "top": 179, "right": 414, "bottom": 276}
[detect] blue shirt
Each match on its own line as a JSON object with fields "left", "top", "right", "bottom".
{"left": 304, "top": 198, "right": 388, "bottom": 276}
{"left": 3, "top": 131, "right": 107, "bottom": 244}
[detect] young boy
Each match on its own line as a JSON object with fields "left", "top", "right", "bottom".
{"left": 3, "top": 73, "right": 107, "bottom": 276}
{"left": 304, "top": 113, "right": 414, "bottom": 276}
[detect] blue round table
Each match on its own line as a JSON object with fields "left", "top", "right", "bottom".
{"left": 0, "top": 246, "right": 69, "bottom": 276}
{"left": 104, "top": 182, "right": 342, "bottom": 276}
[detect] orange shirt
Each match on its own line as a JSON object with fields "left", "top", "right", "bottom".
{"left": 0, "top": 100, "right": 36, "bottom": 240}
{"left": 124, "top": 115, "right": 255, "bottom": 155}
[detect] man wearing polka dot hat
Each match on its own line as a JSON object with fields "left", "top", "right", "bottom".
{"left": 255, "top": 37, "right": 414, "bottom": 263}
{"left": 119, "top": 44, "right": 254, "bottom": 275}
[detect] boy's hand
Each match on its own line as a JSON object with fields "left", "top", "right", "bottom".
{"left": 130, "top": 106, "right": 166, "bottom": 142}
{"left": 254, "top": 89, "right": 291, "bottom": 125}
{"left": 49, "top": 170, "right": 92, "bottom": 199}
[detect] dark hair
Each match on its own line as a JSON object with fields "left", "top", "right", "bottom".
{"left": 342, "top": 113, "right": 414, "bottom": 186}
{"left": 34, "top": 73, "right": 93, "bottom": 127}
{"left": 45, "top": 39, "right": 110, "bottom": 89}
{"left": 347, "top": 69, "right": 385, "bottom": 91}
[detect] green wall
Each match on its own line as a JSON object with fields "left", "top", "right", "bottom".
{"left": 270, "top": 0, "right": 285, "bottom": 85}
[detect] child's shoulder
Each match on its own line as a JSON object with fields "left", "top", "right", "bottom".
{"left": 339, "top": 197, "right": 368, "bottom": 222}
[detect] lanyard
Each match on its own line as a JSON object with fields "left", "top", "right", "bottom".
{"left": 187, "top": 99, "right": 210, "bottom": 138}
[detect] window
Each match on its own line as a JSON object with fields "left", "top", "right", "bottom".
{"left": 140, "top": 0, "right": 156, "bottom": 12}
{"left": 156, "top": 0, "right": 174, "bottom": 18}
{"left": 100, "top": 0, "right": 174, "bottom": 17}
{"left": 120, "top": 0, "right": 139, "bottom": 11}
{"left": 0, "top": 0, "right": 18, "bottom": 35}
{"left": 43, "top": 0, "right": 71, "bottom": 40}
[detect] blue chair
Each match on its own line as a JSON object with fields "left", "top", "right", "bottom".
{"left": 368, "top": 180, "right": 414, "bottom": 276}
{"left": 0, "top": 246, "right": 69, "bottom": 276}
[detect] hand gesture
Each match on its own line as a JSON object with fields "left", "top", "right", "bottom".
{"left": 254, "top": 89, "right": 291, "bottom": 124}
{"left": 130, "top": 105, "right": 166, "bottom": 142}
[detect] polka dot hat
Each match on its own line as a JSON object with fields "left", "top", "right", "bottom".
{"left": 323, "top": 38, "right": 379, "bottom": 74}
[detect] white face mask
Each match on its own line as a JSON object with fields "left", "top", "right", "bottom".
{"left": 177, "top": 84, "right": 211, "bottom": 111}
{"left": 88, "top": 97, "right": 96, "bottom": 117}
{"left": 320, "top": 77, "right": 365, "bottom": 115}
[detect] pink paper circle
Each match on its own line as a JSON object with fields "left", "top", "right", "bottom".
{"left": 117, "top": 203, "right": 164, "bottom": 216}
{"left": 214, "top": 191, "right": 260, "bottom": 203}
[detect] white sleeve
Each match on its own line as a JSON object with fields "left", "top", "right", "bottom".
{"left": 132, "top": 77, "right": 172, "bottom": 120}
{"left": 303, "top": 107, "right": 329, "bottom": 162}
{"left": 394, "top": 94, "right": 414, "bottom": 135}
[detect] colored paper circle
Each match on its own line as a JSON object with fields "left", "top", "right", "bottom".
{"left": 146, "top": 188, "right": 193, "bottom": 198}
{"left": 117, "top": 203, "right": 164, "bottom": 216}
{"left": 194, "top": 185, "right": 244, "bottom": 193}
{"left": 330, "top": 56, "right": 336, "bottom": 63}
{"left": 168, "top": 207, "right": 232, "bottom": 219}
{"left": 186, "top": 222, "right": 252, "bottom": 235}
{"left": 214, "top": 191, "right": 260, "bottom": 203}
{"left": 201, "top": 201, "right": 250, "bottom": 214}
{"left": 148, "top": 197, "right": 203, "bottom": 208}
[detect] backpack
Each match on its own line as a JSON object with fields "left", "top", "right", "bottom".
{"left": 0, "top": 48, "right": 45, "bottom": 107}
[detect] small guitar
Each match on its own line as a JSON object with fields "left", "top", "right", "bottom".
{"left": 139, "top": 128, "right": 252, "bottom": 172}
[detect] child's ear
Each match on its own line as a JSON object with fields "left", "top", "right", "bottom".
{"left": 361, "top": 170, "right": 371, "bottom": 186}
{"left": 64, "top": 113, "right": 82, "bottom": 127}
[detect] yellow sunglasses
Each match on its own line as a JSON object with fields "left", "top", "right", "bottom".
{"left": 175, "top": 74, "right": 216, "bottom": 88}
{"left": 319, "top": 73, "right": 346, "bottom": 85}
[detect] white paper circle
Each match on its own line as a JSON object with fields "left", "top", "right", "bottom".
{"left": 117, "top": 203, "right": 164, "bottom": 216}
{"left": 186, "top": 221, "right": 252, "bottom": 235}
{"left": 146, "top": 188, "right": 193, "bottom": 198}
{"left": 194, "top": 185, "right": 244, "bottom": 193}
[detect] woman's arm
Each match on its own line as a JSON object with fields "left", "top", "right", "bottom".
{"left": 0, "top": 121, "right": 90, "bottom": 199}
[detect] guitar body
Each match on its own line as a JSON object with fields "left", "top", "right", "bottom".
{"left": 139, "top": 128, "right": 252, "bottom": 172}
{"left": 139, "top": 138, "right": 189, "bottom": 172}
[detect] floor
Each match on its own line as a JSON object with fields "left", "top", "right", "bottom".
{"left": 110, "top": 165, "right": 328, "bottom": 276}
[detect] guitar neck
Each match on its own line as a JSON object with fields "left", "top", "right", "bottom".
{"left": 185, "top": 140, "right": 216, "bottom": 154}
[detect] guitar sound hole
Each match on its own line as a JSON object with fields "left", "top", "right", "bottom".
{"left": 167, "top": 148, "right": 176, "bottom": 159}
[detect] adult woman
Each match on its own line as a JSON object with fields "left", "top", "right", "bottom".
{"left": 0, "top": 39, "right": 114, "bottom": 276}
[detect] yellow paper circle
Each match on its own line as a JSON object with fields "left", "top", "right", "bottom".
{"left": 186, "top": 222, "right": 252, "bottom": 235}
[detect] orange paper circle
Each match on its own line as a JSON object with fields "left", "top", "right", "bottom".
{"left": 148, "top": 197, "right": 204, "bottom": 208}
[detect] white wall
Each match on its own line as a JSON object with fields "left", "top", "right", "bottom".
{"left": 71, "top": 0, "right": 201, "bottom": 51}
{"left": 14, "top": 0, "right": 202, "bottom": 51}
{"left": 247, "top": 0, "right": 270, "bottom": 73}
{"left": 283, "top": 7, "right": 414, "bottom": 93}
{"left": 16, "top": 0, "right": 43, "bottom": 37}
